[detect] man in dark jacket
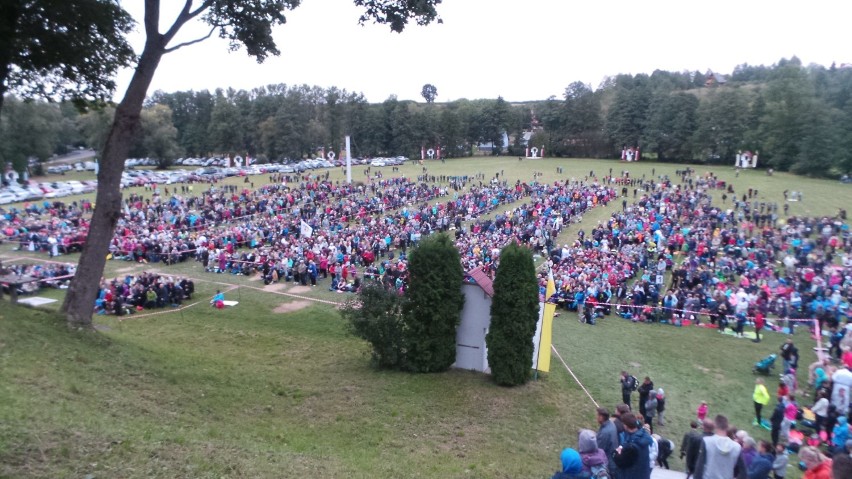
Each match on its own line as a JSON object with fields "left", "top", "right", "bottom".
{"left": 637, "top": 377, "right": 654, "bottom": 417}
{"left": 597, "top": 407, "right": 619, "bottom": 475}
{"left": 620, "top": 371, "right": 636, "bottom": 409}
{"left": 780, "top": 338, "right": 799, "bottom": 372}
{"left": 680, "top": 420, "right": 707, "bottom": 478}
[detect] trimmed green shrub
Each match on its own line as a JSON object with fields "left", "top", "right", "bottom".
{"left": 403, "top": 233, "right": 464, "bottom": 373}
{"left": 486, "top": 242, "right": 539, "bottom": 386}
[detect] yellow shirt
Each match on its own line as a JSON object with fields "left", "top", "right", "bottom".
{"left": 753, "top": 384, "right": 770, "bottom": 405}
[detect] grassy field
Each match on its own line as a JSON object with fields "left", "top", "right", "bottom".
{"left": 2, "top": 157, "right": 844, "bottom": 478}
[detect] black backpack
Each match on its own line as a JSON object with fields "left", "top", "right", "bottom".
{"left": 612, "top": 442, "right": 639, "bottom": 469}
{"left": 628, "top": 375, "right": 638, "bottom": 391}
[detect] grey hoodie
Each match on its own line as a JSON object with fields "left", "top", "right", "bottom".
{"left": 578, "top": 429, "right": 608, "bottom": 474}
{"left": 694, "top": 434, "right": 746, "bottom": 479}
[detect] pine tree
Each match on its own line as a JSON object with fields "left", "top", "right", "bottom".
{"left": 403, "top": 233, "right": 464, "bottom": 372}
{"left": 486, "top": 242, "right": 539, "bottom": 386}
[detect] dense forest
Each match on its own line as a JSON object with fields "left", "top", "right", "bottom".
{"left": 2, "top": 57, "right": 851, "bottom": 177}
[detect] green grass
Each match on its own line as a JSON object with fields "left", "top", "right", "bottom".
{"left": 2, "top": 157, "right": 844, "bottom": 478}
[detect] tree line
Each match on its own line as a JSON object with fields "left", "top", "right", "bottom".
{"left": 3, "top": 57, "right": 852, "bottom": 178}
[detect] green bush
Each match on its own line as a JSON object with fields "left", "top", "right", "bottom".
{"left": 403, "top": 233, "right": 464, "bottom": 373}
{"left": 341, "top": 283, "right": 408, "bottom": 369}
{"left": 486, "top": 242, "right": 539, "bottom": 386}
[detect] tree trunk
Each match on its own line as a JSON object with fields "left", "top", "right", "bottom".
{"left": 0, "top": 0, "right": 23, "bottom": 114}
{"left": 61, "top": 42, "right": 164, "bottom": 327}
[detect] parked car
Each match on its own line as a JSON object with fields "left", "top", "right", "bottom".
{"left": 0, "top": 192, "right": 18, "bottom": 204}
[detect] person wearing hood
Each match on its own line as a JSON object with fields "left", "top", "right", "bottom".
{"left": 656, "top": 388, "right": 667, "bottom": 427}
{"left": 746, "top": 440, "right": 774, "bottom": 479}
{"left": 695, "top": 414, "right": 747, "bottom": 479}
{"left": 615, "top": 412, "right": 653, "bottom": 479}
{"left": 578, "top": 429, "right": 609, "bottom": 476}
{"left": 551, "top": 447, "right": 588, "bottom": 479}
{"left": 833, "top": 416, "right": 849, "bottom": 454}
{"left": 644, "top": 390, "right": 658, "bottom": 434}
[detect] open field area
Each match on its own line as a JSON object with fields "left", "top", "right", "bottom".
{"left": 2, "top": 157, "right": 846, "bottom": 478}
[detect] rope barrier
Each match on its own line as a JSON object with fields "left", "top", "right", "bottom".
{"left": 551, "top": 344, "right": 599, "bottom": 409}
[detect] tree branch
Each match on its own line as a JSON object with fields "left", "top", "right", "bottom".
{"left": 163, "top": 26, "right": 216, "bottom": 54}
{"left": 163, "top": 0, "right": 213, "bottom": 44}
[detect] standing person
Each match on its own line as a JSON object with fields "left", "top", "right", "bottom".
{"left": 621, "top": 371, "right": 637, "bottom": 409}
{"left": 780, "top": 339, "right": 799, "bottom": 373}
{"left": 614, "top": 412, "right": 653, "bottom": 479}
{"left": 746, "top": 440, "right": 774, "bottom": 479}
{"left": 812, "top": 390, "right": 830, "bottom": 436}
{"left": 596, "top": 407, "right": 619, "bottom": 474}
{"left": 769, "top": 402, "right": 785, "bottom": 447}
{"left": 680, "top": 420, "right": 709, "bottom": 479}
{"left": 694, "top": 414, "right": 747, "bottom": 479}
{"left": 614, "top": 403, "right": 630, "bottom": 435}
{"left": 644, "top": 391, "right": 658, "bottom": 434}
{"left": 638, "top": 377, "right": 654, "bottom": 418}
{"left": 753, "top": 378, "right": 771, "bottom": 428}
{"left": 656, "top": 388, "right": 667, "bottom": 427}
{"left": 753, "top": 310, "right": 766, "bottom": 343}
{"left": 772, "top": 443, "right": 789, "bottom": 479}
{"left": 697, "top": 401, "right": 709, "bottom": 421}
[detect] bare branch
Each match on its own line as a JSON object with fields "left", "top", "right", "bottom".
{"left": 163, "top": 0, "right": 213, "bottom": 44}
{"left": 163, "top": 26, "right": 216, "bottom": 54}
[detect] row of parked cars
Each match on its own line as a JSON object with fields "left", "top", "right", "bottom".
{"left": 46, "top": 162, "right": 98, "bottom": 175}
{"left": 0, "top": 180, "right": 97, "bottom": 204}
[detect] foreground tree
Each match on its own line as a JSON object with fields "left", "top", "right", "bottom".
{"left": 62, "top": 0, "right": 444, "bottom": 327}
{"left": 486, "top": 242, "right": 538, "bottom": 386}
{"left": 0, "top": 0, "right": 135, "bottom": 112}
{"left": 341, "top": 283, "right": 408, "bottom": 369}
{"left": 403, "top": 233, "right": 464, "bottom": 372}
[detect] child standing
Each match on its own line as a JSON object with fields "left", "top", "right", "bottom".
{"left": 772, "top": 443, "right": 788, "bottom": 479}
{"left": 656, "top": 388, "right": 666, "bottom": 427}
{"left": 697, "top": 400, "right": 708, "bottom": 421}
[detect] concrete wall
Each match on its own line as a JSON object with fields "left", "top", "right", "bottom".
{"left": 455, "top": 284, "right": 492, "bottom": 372}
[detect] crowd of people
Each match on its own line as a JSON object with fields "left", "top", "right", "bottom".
{"left": 3, "top": 162, "right": 852, "bottom": 477}
{"left": 93, "top": 272, "right": 195, "bottom": 316}
{"left": 0, "top": 261, "right": 75, "bottom": 296}
{"left": 541, "top": 168, "right": 851, "bottom": 338}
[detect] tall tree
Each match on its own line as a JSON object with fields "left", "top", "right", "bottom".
{"left": 0, "top": 96, "right": 62, "bottom": 173}
{"left": 693, "top": 88, "right": 752, "bottom": 163}
{"left": 642, "top": 91, "right": 698, "bottom": 161}
{"left": 486, "top": 242, "right": 538, "bottom": 386}
{"left": 137, "top": 104, "right": 182, "bottom": 169}
{"left": 0, "top": 0, "right": 135, "bottom": 112}
{"left": 421, "top": 83, "right": 438, "bottom": 103}
{"left": 402, "top": 233, "right": 464, "bottom": 373}
{"left": 61, "top": 0, "right": 444, "bottom": 327}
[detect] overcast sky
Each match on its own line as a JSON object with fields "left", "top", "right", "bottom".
{"left": 115, "top": 0, "right": 848, "bottom": 103}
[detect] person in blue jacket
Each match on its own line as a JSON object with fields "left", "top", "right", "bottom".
{"left": 615, "top": 412, "right": 653, "bottom": 479}
{"left": 550, "top": 448, "right": 588, "bottom": 479}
